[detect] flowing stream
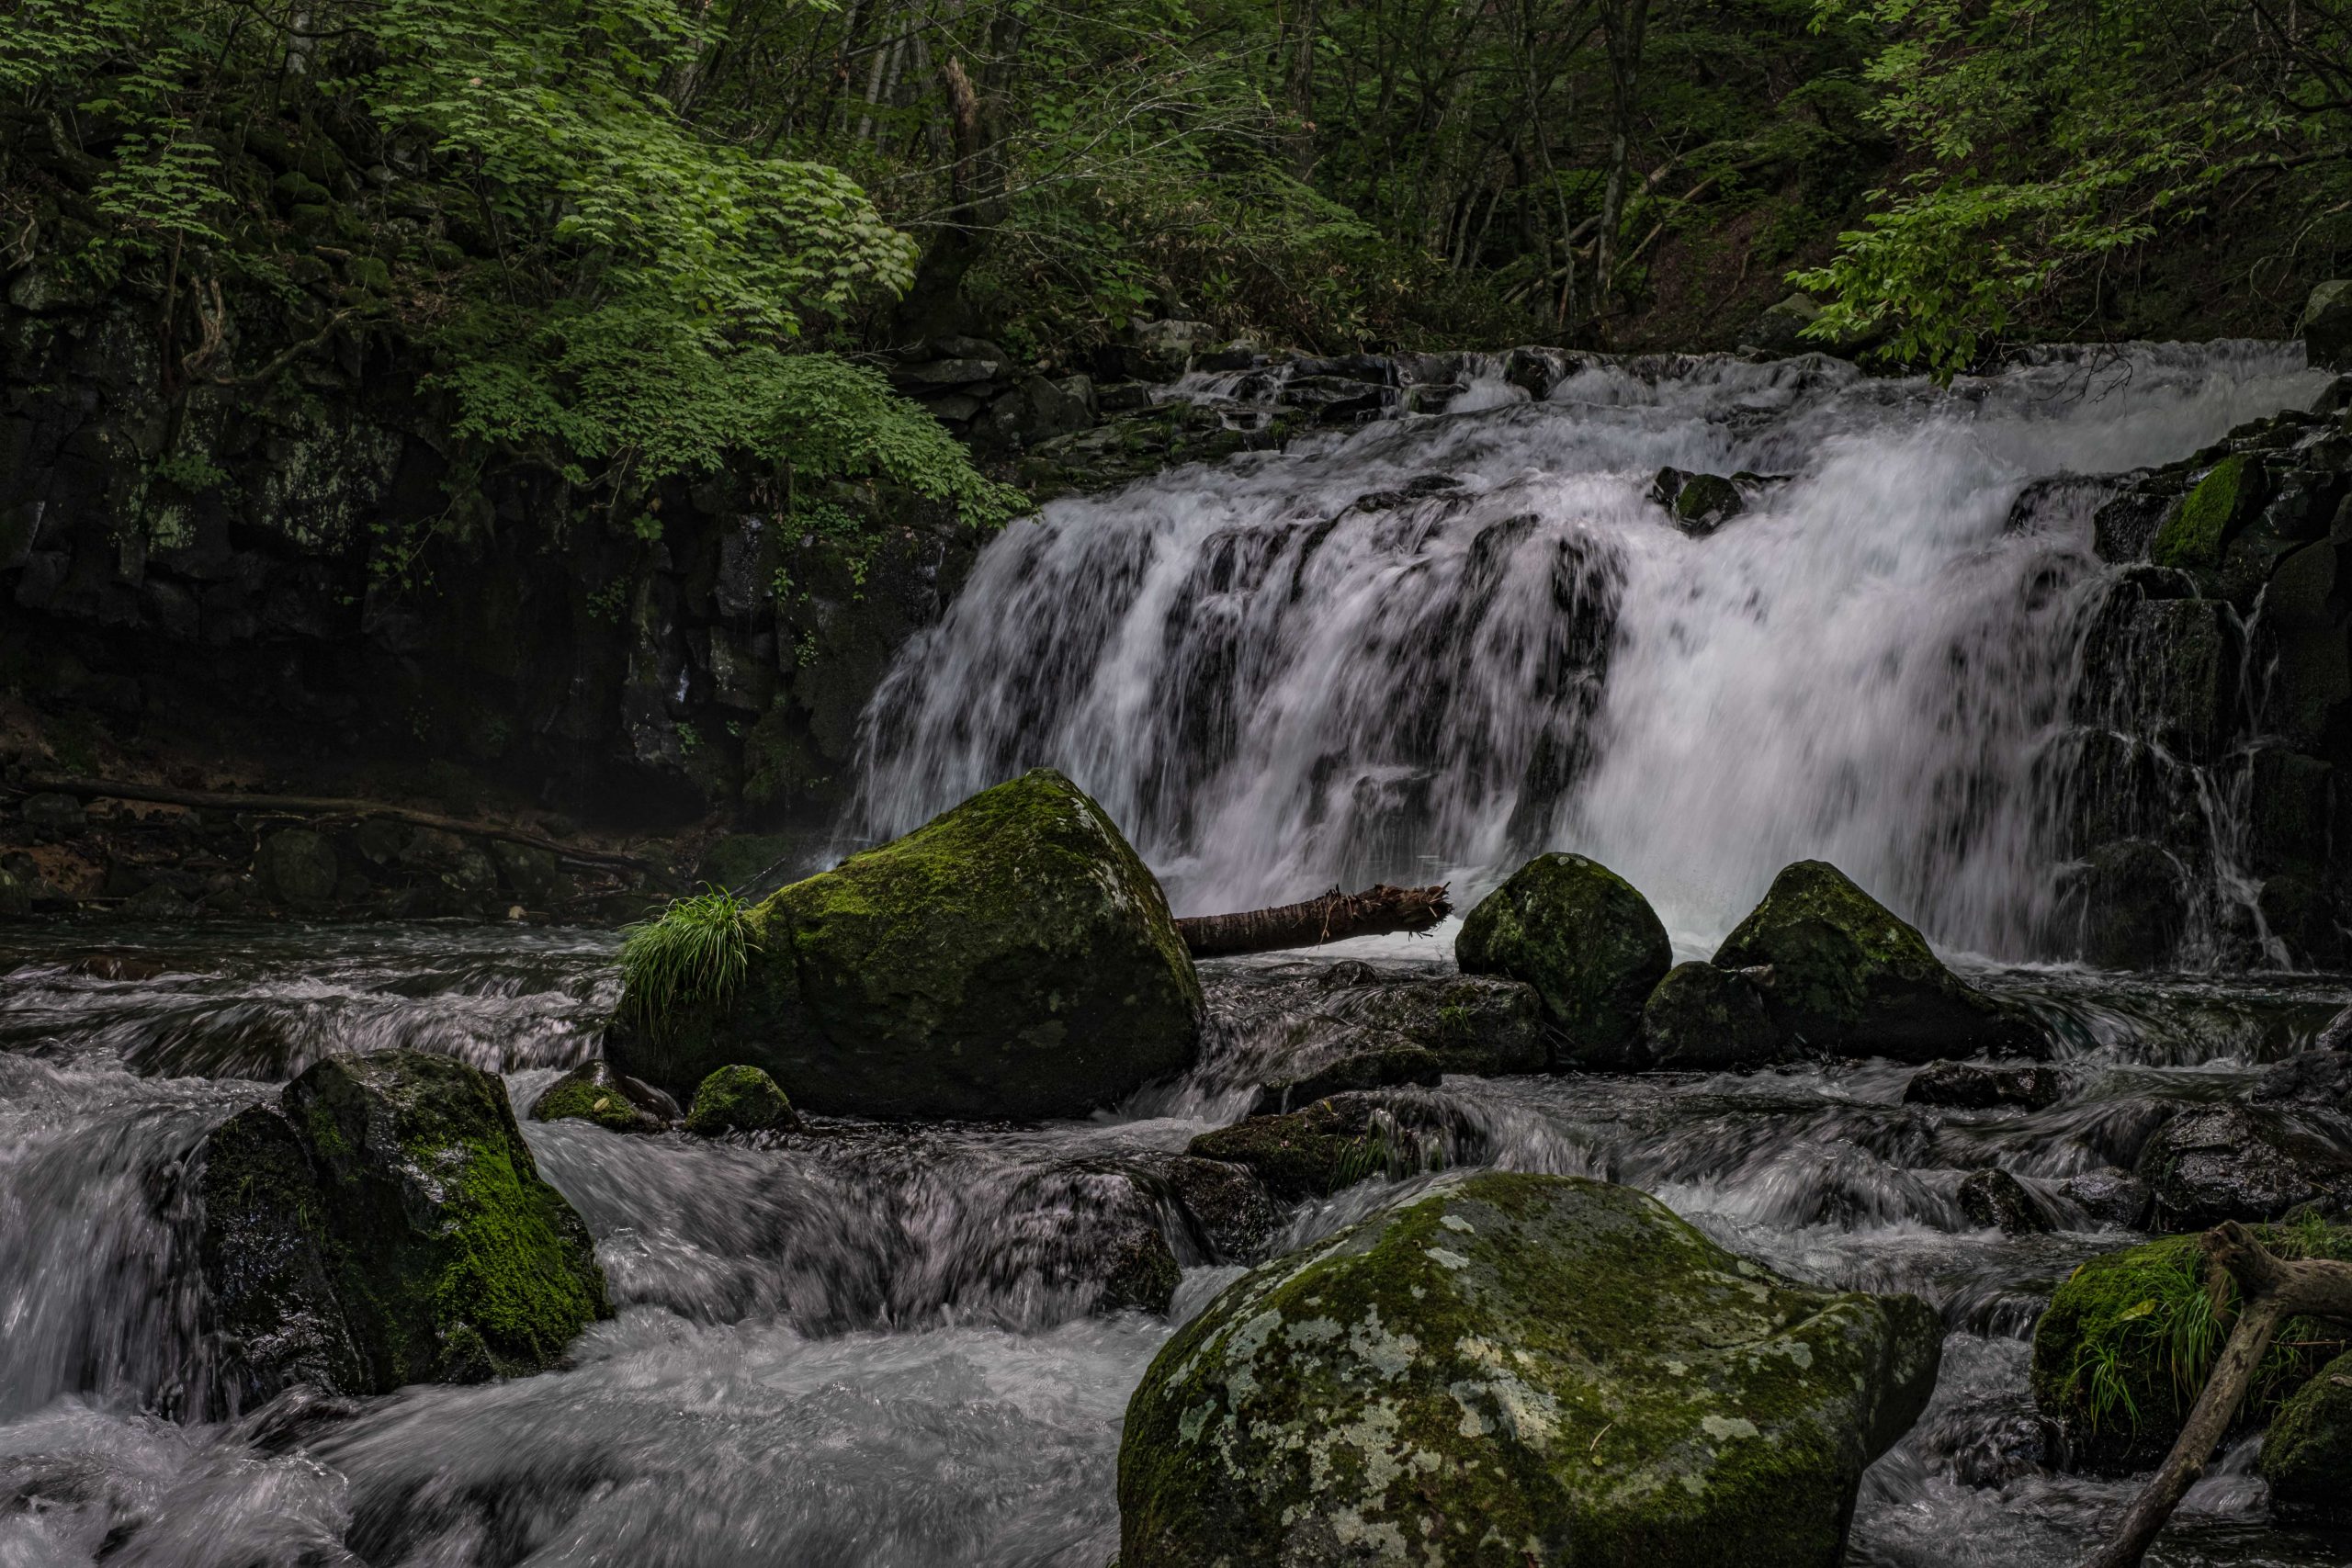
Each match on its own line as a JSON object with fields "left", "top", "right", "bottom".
{"left": 6, "top": 344, "right": 2352, "bottom": 1566}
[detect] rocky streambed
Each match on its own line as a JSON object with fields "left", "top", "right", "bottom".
{"left": 2, "top": 910, "right": 2350, "bottom": 1566}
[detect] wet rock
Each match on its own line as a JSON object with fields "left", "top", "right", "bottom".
{"left": 17, "top": 792, "right": 86, "bottom": 834}
{"left": 1250, "top": 1044, "right": 1442, "bottom": 1115}
{"left": 2260, "top": 1349, "right": 2352, "bottom": 1517}
{"left": 1279, "top": 967, "right": 1549, "bottom": 1080}
{"left": 1639, "top": 961, "right": 1788, "bottom": 1070}
{"left": 254, "top": 829, "right": 338, "bottom": 907}
{"left": 2301, "top": 279, "right": 2352, "bottom": 371}
{"left": 2135, "top": 1102, "right": 2352, "bottom": 1227}
{"left": 1118, "top": 1171, "right": 1942, "bottom": 1567}
{"left": 1648, "top": 468, "right": 1745, "bottom": 536}
{"left": 1185, "top": 1093, "right": 1464, "bottom": 1201}
{"left": 196, "top": 1051, "right": 610, "bottom": 1411}
{"left": 1098, "top": 1221, "right": 1182, "bottom": 1315}
{"left": 1713, "top": 860, "right": 2045, "bottom": 1062}
{"left": 124, "top": 882, "right": 193, "bottom": 918}
{"left": 531, "top": 1059, "right": 673, "bottom": 1134}
{"left": 2075, "top": 839, "right": 2189, "bottom": 968}
{"left": 489, "top": 840, "right": 563, "bottom": 906}
{"left": 1456, "top": 852, "right": 1671, "bottom": 1067}
{"left": 2055, "top": 1168, "right": 2152, "bottom": 1229}
{"left": 2031, "top": 1222, "right": 2352, "bottom": 1471}
{"left": 683, "top": 1064, "right": 797, "bottom": 1135}
{"left": 1903, "top": 1060, "right": 2064, "bottom": 1111}
{"left": 1155, "top": 1155, "right": 1282, "bottom": 1262}
{"left": 607, "top": 769, "right": 1202, "bottom": 1120}
{"left": 1959, "top": 1168, "right": 2052, "bottom": 1235}
{"left": 2254, "top": 1046, "right": 2352, "bottom": 1112}
{"left": 0, "top": 866, "right": 32, "bottom": 917}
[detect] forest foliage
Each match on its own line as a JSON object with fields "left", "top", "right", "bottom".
{"left": 2, "top": 0, "right": 2348, "bottom": 506}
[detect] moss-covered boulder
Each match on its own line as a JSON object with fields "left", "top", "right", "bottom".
{"left": 197, "top": 1051, "right": 610, "bottom": 1411}
{"left": 2152, "top": 455, "right": 2264, "bottom": 573}
{"left": 530, "top": 1059, "right": 672, "bottom": 1134}
{"left": 2261, "top": 1349, "right": 2352, "bottom": 1515}
{"left": 684, "top": 1064, "right": 798, "bottom": 1134}
{"left": 1640, "top": 962, "right": 1789, "bottom": 1070}
{"left": 1117, "top": 1172, "right": 1941, "bottom": 1567}
{"left": 1186, "top": 1093, "right": 1468, "bottom": 1201}
{"left": 1712, "top": 861, "right": 2042, "bottom": 1062}
{"left": 1456, "top": 852, "right": 1671, "bottom": 1067}
{"left": 606, "top": 769, "right": 1204, "bottom": 1120}
{"left": 2030, "top": 1223, "right": 2352, "bottom": 1472}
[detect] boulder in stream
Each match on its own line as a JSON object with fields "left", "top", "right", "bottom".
{"left": 1958, "top": 1168, "right": 2051, "bottom": 1235}
{"left": 1117, "top": 1171, "right": 1941, "bottom": 1567}
{"left": 1713, "top": 861, "right": 2044, "bottom": 1062}
{"left": 1903, "top": 1060, "right": 2064, "bottom": 1111}
{"left": 531, "top": 1058, "right": 673, "bottom": 1134}
{"left": 684, "top": 1064, "right": 798, "bottom": 1134}
{"left": 197, "top": 1050, "right": 610, "bottom": 1411}
{"left": 1456, "top": 852, "right": 1672, "bottom": 1067}
{"left": 1639, "top": 961, "right": 1789, "bottom": 1070}
{"left": 2260, "top": 1348, "right": 2352, "bottom": 1517}
{"left": 1186, "top": 1092, "right": 1468, "bottom": 1201}
{"left": 605, "top": 769, "right": 1204, "bottom": 1120}
{"left": 2134, "top": 1101, "right": 2352, "bottom": 1228}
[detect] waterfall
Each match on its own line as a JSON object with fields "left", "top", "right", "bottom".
{"left": 853, "top": 343, "right": 2326, "bottom": 956}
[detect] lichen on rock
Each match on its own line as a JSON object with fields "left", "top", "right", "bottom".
{"left": 1117, "top": 1171, "right": 1941, "bottom": 1567}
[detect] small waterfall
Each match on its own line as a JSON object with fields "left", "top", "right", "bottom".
{"left": 854, "top": 343, "right": 2326, "bottom": 955}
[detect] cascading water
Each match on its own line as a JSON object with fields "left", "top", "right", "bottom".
{"left": 855, "top": 344, "right": 2326, "bottom": 957}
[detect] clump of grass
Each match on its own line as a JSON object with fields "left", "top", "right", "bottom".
{"left": 615, "top": 887, "right": 760, "bottom": 1040}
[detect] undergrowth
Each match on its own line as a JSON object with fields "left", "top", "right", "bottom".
{"left": 615, "top": 888, "right": 759, "bottom": 1042}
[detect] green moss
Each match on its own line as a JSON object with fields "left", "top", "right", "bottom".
{"left": 1455, "top": 852, "right": 1671, "bottom": 1066}
{"left": 2260, "top": 1349, "right": 2352, "bottom": 1513}
{"left": 684, "top": 1064, "right": 797, "bottom": 1134}
{"left": 2030, "top": 1220, "right": 2352, "bottom": 1471}
{"left": 614, "top": 888, "right": 759, "bottom": 1042}
{"left": 532, "top": 1062, "right": 661, "bottom": 1133}
{"left": 1187, "top": 1096, "right": 1441, "bottom": 1200}
{"left": 1118, "top": 1172, "right": 1940, "bottom": 1567}
{"left": 2152, "top": 455, "right": 2256, "bottom": 571}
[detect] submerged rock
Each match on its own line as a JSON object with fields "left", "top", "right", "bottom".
{"left": 1186, "top": 1092, "right": 1466, "bottom": 1201}
{"left": 606, "top": 769, "right": 1203, "bottom": 1120}
{"left": 683, "top": 1064, "right": 798, "bottom": 1134}
{"left": 1649, "top": 468, "right": 1746, "bottom": 535}
{"left": 1226, "top": 965, "right": 1548, "bottom": 1113}
{"left": 531, "top": 1059, "right": 673, "bottom": 1134}
{"left": 1456, "top": 852, "right": 1671, "bottom": 1067}
{"left": 1250, "top": 1044, "right": 1442, "bottom": 1114}
{"left": 1903, "top": 1060, "right": 2064, "bottom": 1111}
{"left": 2135, "top": 1102, "right": 2352, "bottom": 1228}
{"left": 1959, "top": 1168, "right": 2052, "bottom": 1235}
{"left": 1639, "top": 961, "right": 1789, "bottom": 1070}
{"left": 197, "top": 1051, "right": 610, "bottom": 1412}
{"left": 2261, "top": 1349, "right": 2352, "bottom": 1516}
{"left": 1117, "top": 1171, "right": 1941, "bottom": 1567}
{"left": 1713, "top": 861, "right": 2043, "bottom": 1062}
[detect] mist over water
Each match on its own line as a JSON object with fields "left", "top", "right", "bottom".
{"left": 856, "top": 344, "right": 2325, "bottom": 953}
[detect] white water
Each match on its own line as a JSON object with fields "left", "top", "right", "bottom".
{"left": 856, "top": 344, "right": 2325, "bottom": 954}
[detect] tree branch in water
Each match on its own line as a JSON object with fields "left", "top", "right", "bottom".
{"left": 1175, "top": 884, "right": 1452, "bottom": 957}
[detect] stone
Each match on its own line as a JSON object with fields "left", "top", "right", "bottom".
{"left": 2254, "top": 1047, "right": 2352, "bottom": 1112}
{"left": 2301, "top": 279, "right": 2352, "bottom": 371}
{"left": 2055, "top": 1168, "right": 2152, "bottom": 1229}
{"left": 1640, "top": 962, "right": 1789, "bottom": 1070}
{"left": 18, "top": 792, "right": 86, "bottom": 834}
{"left": 125, "top": 882, "right": 193, "bottom": 918}
{"left": 489, "top": 840, "right": 563, "bottom": 905}
{"left": 683, "top": 1064, "right": 798, "bottom": 1134}
{"left": 1250, "top": 1044, "right": 1442, "bottom": 1115}
{"left": 1117, "top": 1172, "right": 1942, "bottom": 1568}
{"left": 0, "top": 867, "right": 30, "bottom": 917}
{"left": 2074, "top": 839, "right": 2189, "bottom": 969}
{"left": 1156, "top": 1155, "right": 1283, "bottom": 1263}
{"left": 1299, "top": 969, "right": 1549, "bottom": 1077}
{"left": 1747, "top": 291, "right": 1823, "bottom": 356}
{"left": 606, "top": 769, "right": 1203, "bottom": 1120}
{"left": 2152, "top": 455, "right": 2262, "bottom": 572}
{"left": 2031, "top": 1222, "right": 2352, "bottom": 1472}
{"left": 1902, "top": 1060, "right": 2064, "bottom": 1111}
{"left": 1456, "top": 852, "right": 1672, "bottom": 1067}
{"left": 1713, "top": 861, "right": 2043, "bottom": 1062}
{"left": 531, "top": 1059, "right": 672, "bottom": 1134}
{"left": 1099, "top": 1220, "right": 1182, "bottom": 1315}
{"left": 1958, "top": 1168, "right": 2051, "bottom": 1235}
{"left": 1186, "top": 1093, "right": 1465, "bottom": 1202}
{"left": 196, "top": 1051, "right": 610, "bottom": 1411}
{"left": 2260, "top": 1349, "right": 2352, "bottom": 1516}
{"left": 2134, "top": 1102, "right": 2352, "bottom": 1228}
{"left": 1649, "top": 468, "right": 1746, "bottom": 536}
{"left": 254, "top": 828, "right": 339, "bottom": 906}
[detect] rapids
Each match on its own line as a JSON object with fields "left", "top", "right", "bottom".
{"left": 5, "top": 344, "right": 2352, "bottom": 1566}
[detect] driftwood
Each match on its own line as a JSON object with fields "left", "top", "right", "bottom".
{"left": 16, "top": 777, "right": 654, "bottom": 875}
{"left": 2085, "top": 1221, "right": 2352, "bottom": 1568}
{"left": 1176, "top": 883, "right": 1452, "bottom": 957}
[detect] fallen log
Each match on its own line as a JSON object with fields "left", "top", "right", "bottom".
{"left": 2085, "top": 1221, "right": 2352, "bottom": 1568}
{"left": 15, "top": 777, "right": 655, "bottom": 875}
{"left": 1176, "top": 883, "right": 1452, "bottom": 958}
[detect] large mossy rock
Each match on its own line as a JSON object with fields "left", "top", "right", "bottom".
{"left": 2030, "top": 1223, "right": 2352, "bottom": 1472}
{"left": 607, "top": 769, "right": 1204, "bottom": 1120}
{"left": 2261, "top": 1349, "right": 2352, "bottom": 1515}
{"left": 1712, "top": 861, "right": 2041, "bottom": 1061}
{"left": 197, "top": 1050, "right": 610, "bottom": 1412}
{"left": 1640, "top": 961, "right": 1789, "bottom": 1070}
{"left": 1118, "top": 1172, "right": 1940, "bottom": 1567}
{"left": 1455, "top": 852, "right": 1671, "bottom": 1067}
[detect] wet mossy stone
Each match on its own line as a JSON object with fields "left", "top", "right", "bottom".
{"left": 1640, "top": 961, "right": 1789, "bottom": 1070}
{"left": 1455, "top": 852, "right": 1671, "bottom": 1067}
{"left": 1712, "top": 861, "right": 2043, "bottom": 1062}
{"left": 1902, "top": 1060, "right": 2064, "bottom": 1111}
{"left": 2134, "top": 1102, "right": 2352, "bottom": 1228}
{"left": 195, "top": 1051, "right": 611, "bottom": 1405}
{"left": 1958, "top": 1168, "right": 2051, "bottom": 1235}
{"left": 2030, "top": 1222, "right": 2352, "bottom": 1472}
{"left": 606, "top": 769, "right": 1203, "bottom": 1120}
{"left": 254, "top": 828, "right": 338, "bottom": 907}
{"left": 1186, "top": 1093, "right": 1464, "bottom": 1202}
{"left": 531, "top": 1059, "right": 671, "bottom": 1134}
{"left": 683, "top": 1064, "right": 797, "bottom": 1134}
{"left": 2152, "top": 455, "right": 2262, "bottom": 573}
{"left": 2301, "top": 279, "right": 2352, "bottom": 371}
{"left": 2261, "top": 1349, "right": 2352, "bottom": 1516}
{"left": 1249, "top": 1043, "right": 1443, "bottom": 1115}
{"left": 1117, "top": 1171, "right": 1942, "bottom": 1568}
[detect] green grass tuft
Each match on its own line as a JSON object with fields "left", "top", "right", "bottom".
{"left": 615, "top": 887, "right": 760, "bottom": 1041}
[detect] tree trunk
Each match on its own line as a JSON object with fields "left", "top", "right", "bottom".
{"left": 1176, "top": 884, "right": 1453, "bottom": 958}
{"left": 2085, "top": 1222, "right": 2352, "bottom": 1568}
{"left": 16, "top": 778, "right": 653, "bottom": 874}
{"left": 1595, "top": 0, "right": 1650, "bottom": 315}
